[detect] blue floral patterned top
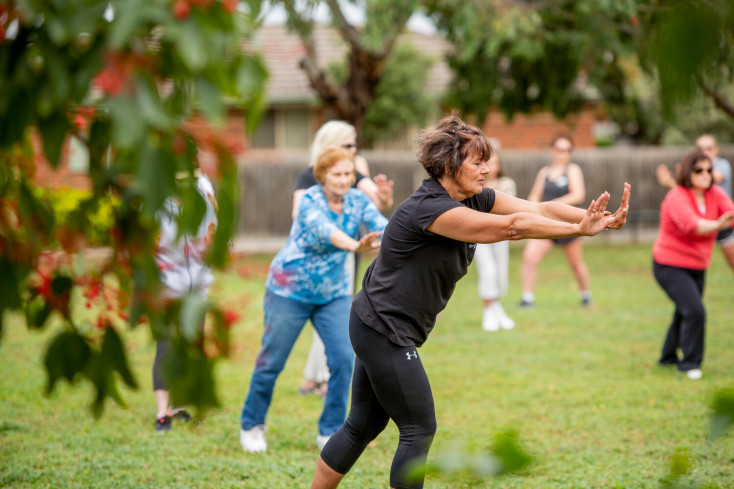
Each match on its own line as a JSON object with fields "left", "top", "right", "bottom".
{"left": 266, "top": 185, "right": 388, "bottom": 304}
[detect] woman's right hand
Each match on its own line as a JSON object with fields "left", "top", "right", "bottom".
{"left": 353, "top": 231, "right": 383, "bottom": 253}
{"left": 718, "top": 211, "right": 734, "bottom": 230}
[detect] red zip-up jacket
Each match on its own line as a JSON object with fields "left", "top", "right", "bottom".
{"left": 653, "top": 185, "right": 734, "bottom": 270}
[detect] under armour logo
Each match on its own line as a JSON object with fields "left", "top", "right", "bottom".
{"left": 405, "top": 350, "right": 418, "bottom": 360}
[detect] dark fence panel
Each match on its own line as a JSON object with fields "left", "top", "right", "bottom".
{"left": 236, "top": 146, "right": 734, "bottom": 240}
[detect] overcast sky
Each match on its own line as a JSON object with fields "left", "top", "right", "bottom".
{"left": 260, "top": 1, "right": 437, "bottom": 34}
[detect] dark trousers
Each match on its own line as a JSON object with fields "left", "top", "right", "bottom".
{"left": 653, "top": 260, "right": 706, "bottom": 371}
{"left": 320, "top": 310, "right": 436, "bottom": 489}
{"left": 152, "top": 339, "right": 170, "bottom": 391}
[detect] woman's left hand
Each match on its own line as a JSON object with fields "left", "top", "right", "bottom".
{"left": 353, "top": 231, "right": 383, "bottom": 253}
{"left": 604, "top": 182, "right": 631, "bottom": 230}
{"left": 578, "top": 192, "right": 612, "bottom": 236}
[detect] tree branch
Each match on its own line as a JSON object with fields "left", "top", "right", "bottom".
{"left": 697, "top": 76, "right": 734, "bottom": 120}
{"left": 324, "top": 0, "right": 364, "bottom": 50}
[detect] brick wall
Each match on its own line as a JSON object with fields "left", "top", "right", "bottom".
{"left": 481, "top": 104, "right": 599, "bottom": 149}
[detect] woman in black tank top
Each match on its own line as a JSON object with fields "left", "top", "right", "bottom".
{"left": 520, "top": 134, "right": 593, "bottom": 307}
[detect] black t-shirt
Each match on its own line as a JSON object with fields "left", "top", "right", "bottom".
{"left": 352, "top": 177, "right": 495, "bottom": 347}
{"left": 295, "top": 167, "right": 366, "bottom": 191}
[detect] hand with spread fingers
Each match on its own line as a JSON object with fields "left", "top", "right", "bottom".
{"left": 605, "top": 182, "right": 631, "bottom": 230}
{"left": 578, "top": 192, "right": 611, "bottom": 236}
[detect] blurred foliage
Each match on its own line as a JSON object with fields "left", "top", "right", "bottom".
{"left": 41, "top": 187, "right": 120, "bottom": 246}
{"left": 424, "top": 0, "right": 734, "bottom": 145}
{"left": 709, "top": 387, "right": 734, "bottom": 443}
{"left": 0, "top": 0, "right": 267, "bottom": 416}
{"left": 404, "top": 429, "right": 532, "bottom": 485}
{"left": 424, "top": 0, "right": 645, "bottom": 140}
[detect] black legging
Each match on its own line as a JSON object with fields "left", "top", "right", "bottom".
{"left": 152, "top": 339, "right": 170, "bottom": 391}
{"left": 652, "top": 260, "right": 706, "bottom": 371}
{"left": 321, "top": 310, "right": 437, "bottom": 489}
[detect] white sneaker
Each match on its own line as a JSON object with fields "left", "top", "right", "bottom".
{"left": 240, "top": 425, "right": 267, "bottom": 453}
{"left": 685, "top": 369, "right": 703, "bottom": 380}
{"left": 482, "top": 306, "right": 500, "bottom": 332}
{"left": 493, "top": 302, "right": 515, "bottom": 330}
{"left": 316, "top": 434, "right": 331, "bottom": 451}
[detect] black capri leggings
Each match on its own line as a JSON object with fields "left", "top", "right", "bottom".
{"left": 321, "top": 310, "right": 437, "bottom": 489}
{"left": 652, "top": 260, "right": 706, "bottom": 371}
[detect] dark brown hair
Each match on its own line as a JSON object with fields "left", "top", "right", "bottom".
{"left": 677, "top": 151, "right": 713, "bottom": 189}
{"left": 313, "top": 147, "right": 355, "bottom": 185}
{"left": 417, "top": 112, "right": 494, "bottom": 179}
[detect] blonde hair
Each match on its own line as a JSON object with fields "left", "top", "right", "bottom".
{"left": 310, "top": 121, "right": 357, "bottom": 164}
{"left": 313, "top": 147, "right": 356, "bottom": 186}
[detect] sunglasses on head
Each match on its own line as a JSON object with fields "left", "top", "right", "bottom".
{"left": 692, "top": 167, "right": 712, "bottom": 174}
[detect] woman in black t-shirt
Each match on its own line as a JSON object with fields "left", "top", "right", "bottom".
{"left": 311, "top": 113, "right": 631, "bottom": 489}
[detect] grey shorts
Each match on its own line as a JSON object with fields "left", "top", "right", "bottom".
{"left": 717, "top": 227, "right": 734, "bottom": 247}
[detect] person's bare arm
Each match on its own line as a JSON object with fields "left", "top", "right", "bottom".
{"left": 551, "top": 163, "right": 585, "bottom": 206}
{"left": 329, "top": 230, "right": 383, "bottom": 252}
{"left": 526, "top": 167, "right": 547, "bottom": 202}
{"left": 357, "top": 176, "right": 393, "bottom": 211}
{"left": 292, "top": 189, "right": 306, "bottom": 220}
{"left": 427, "top": 192, "right": 615, "bottom": 244}
{"left": 697, "top": 211, "right": 734, "bottom": 235}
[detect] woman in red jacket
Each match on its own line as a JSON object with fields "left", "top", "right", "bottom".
{"left": 653, "top": 151, "right": 734, "bottom": 380}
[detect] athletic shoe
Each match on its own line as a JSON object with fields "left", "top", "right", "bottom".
{"left": 493, "top": 303, "right": 515, "bottom": 330}
{"left": 240, "top": 425, "right": 267, "bottom": 453}
{"left": 170, "top": 407, "right": 191, "bottom": 422}
{"left": 155, "top": 415, "right": 172, "bottom": 432}
{"left": 316, "top": 434, "right": 331, "bottom": 451}
{"left": 581, "top": 297, "right": 592, "bottom": 307}
{"left": 685, "top": 369, "right": 703, "bottom": 380}
{"left": 519, "top": 299, "right": 534, "bottom": 308}
{"left": 482, "top": 306, "right": 500, "bottom": 332}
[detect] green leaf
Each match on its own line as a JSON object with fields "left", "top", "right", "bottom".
{"left": 108, "top": 0, "right": 145, "bottom": 49}
{"left": 179, "top": 293, "right": 207, "bottom": 343}
{"left": 37, "top": 111, "right": 72, "bottom": 168}
{"left": 176, "top": 21, "right": 208, "bottom": 72}
{"left": 44, "top": 331, "right": 92, "bottom": 394}
{"left": 177, "top": 178, "right": 207, "bottom": 238}
{"left": 0, "top": 259, "right": 25, "bottom": 314}
{"left": 108, "top": 97, "right": 146, "bottom": 149}
{"left": 101, "top": 326, "right": 138, "bottom": 389}
{"left": 24, "top": 294, "right": 53, "bottom": 329}
{"left": 195, "top": 78, "right": 224, "bottom": 125}
{"left": 208, "top": 148, "right": 237, "bottom": 268}
{"left": 164, "top": 341, "right": 219, "bottom": 414}
{"left": 709, "top": 388, "right": 734, "bottom": 442}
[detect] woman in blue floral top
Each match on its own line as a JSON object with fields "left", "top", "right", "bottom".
{"left": 239, "top": 147, "right": 388, "bottom": 453}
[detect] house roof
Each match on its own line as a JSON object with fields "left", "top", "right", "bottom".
{"left": 252, "top": 24, "right": 452, "bottom": 105}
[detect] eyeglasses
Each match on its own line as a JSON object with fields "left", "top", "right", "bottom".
{"left": 697, "top": 145, "right": 714, "bottom": 151}
{"left": 692, "top": 167, "right": 713, "bottom": 175}
{"left": 553, "top": 147, "right": 572, "bottom": 153}
{"left": 342, "top": 143, "right": 357, "bottom": 150}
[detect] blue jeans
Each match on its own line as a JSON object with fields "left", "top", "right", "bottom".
{"left": 240, "top": 290, "right": 354, "bottom": 436}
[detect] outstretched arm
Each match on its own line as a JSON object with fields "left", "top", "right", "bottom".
{"left": 428, "top": 184, "right": 631, "bottom": 244}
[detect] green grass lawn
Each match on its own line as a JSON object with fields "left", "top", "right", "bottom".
{"left": 2, "top": 242, "right": 733, "bottom": 488}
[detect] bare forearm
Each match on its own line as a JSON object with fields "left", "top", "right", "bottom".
{"left": 697, "top": 218, "right": 724, "bottom": 235}
{"left": 537, "top": 201, "right": 586, "bottom": 223}
{"left": 501, "top": 212, "right": 581, "bottom": 241}
{"left": 329, "top": 229, "right": 359, "bottom": 251}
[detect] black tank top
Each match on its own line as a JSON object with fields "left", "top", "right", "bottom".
{"left": 541, "top": 169, "right": 569, "bottom": 202}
